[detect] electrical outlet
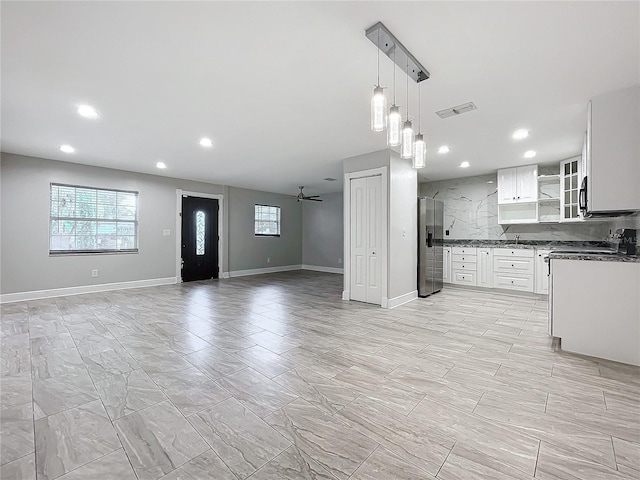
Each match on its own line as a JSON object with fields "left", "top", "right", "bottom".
{"left": 91, "top": 269, "right": 99, "bottom": 278}
{"left": 267, "top": 257, "right": 270, "bottom": 264}
{"left": 163, "top": 229, "right": 171, "bottom": 237}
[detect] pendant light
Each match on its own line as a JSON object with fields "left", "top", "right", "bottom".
{"left": 400, "top": 58, "right": 414, "bottom": 159}
{"left": 370, "top": 30, "right": 387, "bottom": 132}
{"left": 387, "top": 49, "right": 402, "bottom": 147}
{"left": 413, "top": 82, "right": 426, "bottom": 169}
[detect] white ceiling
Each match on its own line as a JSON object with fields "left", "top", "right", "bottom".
{"left": 2, "top": 2, "right": 638, "bottom": 195}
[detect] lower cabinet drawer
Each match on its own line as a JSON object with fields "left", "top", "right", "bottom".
{"left": 452, "top": 254, "right": 477, "bottom": 263}
{"left": 452, "top": 270, "right": 476, "bottom": 286}
{"left": 493, "top": 273, "right": 534, "bottom": 292}
{"left": 451, "top": 261, "right": 477, "bottom": 272}
{"left": 493, "top": 257, "right": 534, "bottom": 274}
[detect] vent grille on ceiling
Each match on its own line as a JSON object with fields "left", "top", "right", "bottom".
{"left": 436, "top": 102, "right": 477, "bottom": 119}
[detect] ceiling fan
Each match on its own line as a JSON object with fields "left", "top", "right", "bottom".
{"left": 296, "top": 186, "right": 322, "bottom": 202}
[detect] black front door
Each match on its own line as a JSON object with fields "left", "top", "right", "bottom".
{"left": 181, "top": 196, "right": 219, "bottom": 282}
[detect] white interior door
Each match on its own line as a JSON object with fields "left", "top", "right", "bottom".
{"left": 350, "top": 175, "right": 382, "bottom": 305}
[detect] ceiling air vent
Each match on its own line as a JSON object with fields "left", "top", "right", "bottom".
{"left": 323, "top": 177, "right": 337, "bottom": 182}
{"left": 436, "top": 102, "right": 477, "bottom": 119}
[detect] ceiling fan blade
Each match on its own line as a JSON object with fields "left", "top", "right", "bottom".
{"left": 304, "top": 195, "right": 321, "bottom": 199}
{"left": 305, "top": 198, "right": 323, "bottom": 202}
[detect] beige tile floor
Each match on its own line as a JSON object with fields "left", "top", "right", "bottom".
{"left": 1, "top": 271, "right": 639, "bottom": 479}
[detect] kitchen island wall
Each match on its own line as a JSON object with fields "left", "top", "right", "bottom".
{"left": 419, "top": 174, "right": 639, "bottom": 241}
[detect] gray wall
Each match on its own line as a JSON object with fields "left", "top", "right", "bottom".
{"left": 388, "top": 153, "right": 418, "bottom": 299}
{"left": 227, "top": 186, "right": 302, "bottom": 272}
{"left": 302, "top": 191, "right": 343, "bottom": 269}
{"left": 419, "top": 173, "right": 639, "bottom": 241}
{"left": 0, "top": 153, "right": 304, "bottom": 294}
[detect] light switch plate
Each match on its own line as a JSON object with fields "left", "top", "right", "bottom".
{"left": 163, "top": 229, "right": 171, "bottom": 237}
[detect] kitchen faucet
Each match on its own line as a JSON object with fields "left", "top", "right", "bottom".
{"left": 515, "top": 235, "right": 520, "bottom": 245}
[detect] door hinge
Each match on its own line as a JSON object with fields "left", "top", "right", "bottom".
{"left": 179, "top": 212, "right": 182, "bottom": 217}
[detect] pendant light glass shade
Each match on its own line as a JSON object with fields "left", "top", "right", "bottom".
{"left": 401, "top": 120, "right": 414, "bottom": 159}
{"left": 413, "top": 133, "right": 426, "bottom": 169}
{"left": 387, "top": 105, "right": 402, "bottom": 146}
{"left": 371, "top": 86, "right": 387, "bottom": 132}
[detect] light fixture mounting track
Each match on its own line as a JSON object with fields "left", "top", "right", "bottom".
{"left": 365, "top": 22, "right": 430, "bottom": 84}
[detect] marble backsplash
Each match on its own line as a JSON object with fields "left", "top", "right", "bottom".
{"left": 419, "top": 174, "right": 640, "bottom": 242}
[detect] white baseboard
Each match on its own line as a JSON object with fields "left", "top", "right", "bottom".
{"left": 302, "top": 265, "right": 344, "bottom": 274}
{"left": 228, "top": 265, "right": 302, "bottom": 278}
{"left": 386, "top": 290, "right": 418, "bottom": 309}
{"left": 221, "top": 272, "right": 230, "bottom": 279}
{"left": 342, "top": 290, "right": 350, "bottom": 300}
{"left": 0, "top": 277, "right": 178, "bottom": 304}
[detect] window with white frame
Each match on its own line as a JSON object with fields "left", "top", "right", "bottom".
{"left": 254, "top": 205, "right": 281, "bottom": 236}
{"left": 49, "top": 183, "right": 139, "bottom": 254}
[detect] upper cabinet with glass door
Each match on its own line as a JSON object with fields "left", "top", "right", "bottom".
{"left": 560, "top": 156, "right": 582, "bottom": 221}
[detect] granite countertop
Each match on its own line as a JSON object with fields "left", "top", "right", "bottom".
{"left": 443, "top": 239, "right": 639, "bottom": 261}
{"left": 442, "top": 240, "right": 612, "bottom": 250}
{"left": 548, "top": 252, "right": 639, "bottom": 262}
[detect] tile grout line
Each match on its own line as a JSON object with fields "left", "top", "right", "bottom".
{"left": 434, "top": 440, "right": 456, "bottom": 477}
{"left": 533, "top": 439, "right": 541, "bottom": 477}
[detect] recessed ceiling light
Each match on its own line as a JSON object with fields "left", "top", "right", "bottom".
{"left": 323, "top": 177, "right": 337, "bottom": 182}
{"left": 156, "top": 162, "right": 167, "bottom": 169}
{"left": 487, "top": 180, "right": 494, "bottom": 184}
{"left": 438, "top": 145, "right": 450, "bottom": 154}
{"left": 199, "top": 138, "right": 213, "bottom": 148}
{"left": 60, "top": 144, "right": 75, "bottom": 154}
{"left": 512, "top": 129, "right": 529, "bottom": 140}
{"left": 460, "top": 161, "right": 470, "bottom": 168}
{"left": 77, "top": 105, "right": 99, "bottom": 119}
{"left": 523, "top": 150, "right": 537, "bottom": 158}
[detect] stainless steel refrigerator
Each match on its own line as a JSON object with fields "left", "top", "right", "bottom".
{"left": 418, "top": 197, "right": 444, "bottom": 297}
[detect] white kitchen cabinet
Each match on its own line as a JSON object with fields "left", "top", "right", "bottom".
{"left": 586, "top": 85, "right": 640, "bottom": 215}
{"left": 492, "top": 248, "right": 535, "bottom": 292}
{"left": 551, "top": 258, "right": 640, "bottom": 366}
{"left": 534, "top": 249, "right": 551, "bottom": 294}
{"left": 498, "top": 165, "right": 539, "bottom": 224}
{"left": 515, "top": 165, "right": 538, "bottom": 202}
{"left": 560, "top": 157, "right": 582, "bottom": 222}
{"left": 497, "top": 169, "right": 517, "bottom": 204}
{"left": 443, "top": 247, "right": 451, "bottom": 283}
{"left": 477, "top": 248, "right": 493, "bottom": 288}
{"left": 497, "top": 165, "right": 538, "bottom": 204}
{"left": 451, "top": 247, "right": 477, "bottom": 286}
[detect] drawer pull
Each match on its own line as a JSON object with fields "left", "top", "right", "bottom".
{"left": 512, "top": 264, "right": 514, "bottom": 267}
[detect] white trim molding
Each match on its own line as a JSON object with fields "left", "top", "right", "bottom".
{"left": 0, "top": 277, "right": 177, "bottom": 304}
{"left": 386, "top": 290, "right": 418, "bottom": 309}
{"left": 302, "top": 265, "right": 344, "bottom": 274}
{"left": 228, "top": 265, "right": 302, "bottom": 278}
{"left": 176, "top": 190, "right": 226, "bottom": 281}
{"left": 342, "top": 290, "right": 350, "bottom": 300}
